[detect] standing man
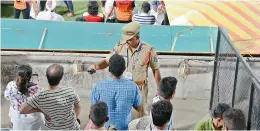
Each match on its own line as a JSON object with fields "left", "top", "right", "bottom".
{"left": 133, "top": 2, "right": 156, "bottom": 25}
{"left": 64, "top": 0, "right": 74, "bottom": 17}
{"left": 90, "top": 54, "right": 142, "bottom": 130}
{"left": 14, "top": 0, "right": 30, "bottom": 19}
{"left": 88, "top": 21, "right": 161, "bottom": 117}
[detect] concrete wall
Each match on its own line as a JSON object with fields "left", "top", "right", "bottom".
{"left": 1, "top": 51, "right": 215, "bottom": 129}
{"left": 1, "top": 51, "right": 215, "bottom": 99}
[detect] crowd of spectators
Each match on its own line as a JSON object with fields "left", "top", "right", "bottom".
{"left": 5, "top": 57, "right": 246, "bottom": 130}
{"left": 13, "top": 0, "right": 169, "bottom": 25}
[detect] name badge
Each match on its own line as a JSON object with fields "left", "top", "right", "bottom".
{"left": 125, "top": 72, "right": 133, "bottom": 81}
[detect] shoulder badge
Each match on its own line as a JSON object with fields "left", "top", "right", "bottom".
{"left": 154, "top": 55, "right": 158, "bottom": 62}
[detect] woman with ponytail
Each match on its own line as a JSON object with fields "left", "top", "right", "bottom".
{"left": 4, "top": 64, "right": 45, "bottom": 130}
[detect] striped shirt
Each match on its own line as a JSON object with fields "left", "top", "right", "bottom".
{"left": 133, "top": 13, "right": 156, "bottom": 25}
{"left": 26, "top": 87, "right": 80, "bottom": 130}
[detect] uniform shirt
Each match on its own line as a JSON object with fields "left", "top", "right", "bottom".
{"left": 26, "top": 87, "right": 80, "bottom": 130}
{"left": 106, "top": 41, "right": 159, "bottom": 82}
{"left": 91, "top": 77, "right": 142, "bottom": 130}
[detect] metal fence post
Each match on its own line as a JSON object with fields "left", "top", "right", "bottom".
{"left": 231, "top": 58, "right": 240, "bottom": 107}
{"left": 247, "top": 81, "right": 255, "bottom": 130}
{"left": 209, "top": 27, "right": 221, "bottom": 110}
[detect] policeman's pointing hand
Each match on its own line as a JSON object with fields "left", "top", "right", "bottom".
{"left": 87, "top": 64, "right": 97, "bottom": 74}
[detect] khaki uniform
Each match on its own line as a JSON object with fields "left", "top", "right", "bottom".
{"left": 106, "top": 40, "right": 159, "bottom": 117}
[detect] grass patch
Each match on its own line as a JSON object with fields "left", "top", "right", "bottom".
{"left": 1, "top": 4, "right": 15, "bottom": 18}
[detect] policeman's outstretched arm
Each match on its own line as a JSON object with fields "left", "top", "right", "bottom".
{"left": 89, "top": 59, "right": 109, "bottom": 71}
{"left": 88, "top": 44, "right": 118, "bottom": 74}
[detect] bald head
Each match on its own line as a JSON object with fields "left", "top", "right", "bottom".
{"left": 46, "top": 64, "right": 64, "bottom": 86}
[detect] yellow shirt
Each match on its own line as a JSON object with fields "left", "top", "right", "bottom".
{"left": 14, "top": 0, "right": 27, "bottom": 10}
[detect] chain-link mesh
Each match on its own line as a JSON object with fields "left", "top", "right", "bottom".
{"left": 250, "top": 82, "right": 260, "bottom": 130}
{"left": 212, "top": 30, "right": 237, "bottom": 108}
{"left": 210, "top": 27, "right": 260, "bottom": 130}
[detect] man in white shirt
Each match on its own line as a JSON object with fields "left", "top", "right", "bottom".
{"left": 30, "top": 0, "right": 40, "bottom": 19}
{"left": 101, "top": 0, "right": 116, "bottom": 23}
{"left": 36, "top": 0, "right": 64, "bottom": 21}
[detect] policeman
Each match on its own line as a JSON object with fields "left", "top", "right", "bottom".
{"left": 88, "top": 22, "right": 161, "bottom": 117}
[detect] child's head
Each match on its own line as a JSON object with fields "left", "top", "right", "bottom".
{"left": 159, "top": 77, "right": 178, "bottom": 100}
{"left": 89, "top": 101, "right": 109, "bottom": 127}
{"left": 211, "top": 103, "right": 230, "bottom": 128}
{"left": 223, "top": 108, "right": 246, "bottom": 130}
{"left": 151, "top": 100, "right": 173, "bottom": 129}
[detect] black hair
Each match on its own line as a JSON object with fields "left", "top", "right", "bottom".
{"left": 88, "top": 1, "right": 99, "bottom": 16}
{"left": 17, "top": 64, "right": 32, "bottom": 96}
{"left": 159, "top": 76, "right": 177, "bottom": 99}
{"left": 151, "top": 100, "right": 172, "bottom": 127}
{"left": 142, "top": 1, "right": 151, "bottom": 13}
{"left": 46, "top": 64, "right": 64, "bottom": 86}
{"left": 223, "top": 108, "right": 246, "bottom": 130}
{"left": 108, "top": 54, "right": 126, "bottom": 77}
{"left": 211, "top": 103, "right": 230, "bottom": 118}
{"left": 90, "top": 101, "right": 108, "bottom": 127}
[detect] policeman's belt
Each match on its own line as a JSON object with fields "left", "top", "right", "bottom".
{"left": 135, "top": 80, "right": 146, "bottom": 85}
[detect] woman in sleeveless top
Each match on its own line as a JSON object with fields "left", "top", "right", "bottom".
{"left": 4, "top": 64, "right": 45, "bottom": 130}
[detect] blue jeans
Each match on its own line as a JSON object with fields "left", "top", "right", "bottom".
{"left": 107, "top": 19, "right": 116, "bottom": 23}
{"left": 14, "top": 2, "right": 30, "bottom": 19}
{"left": 64, "top": 0, "right": 74, "bottom": 13}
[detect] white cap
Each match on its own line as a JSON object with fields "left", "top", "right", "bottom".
{"left": 46, "top": 0, "right": 56, "bottom": 11}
